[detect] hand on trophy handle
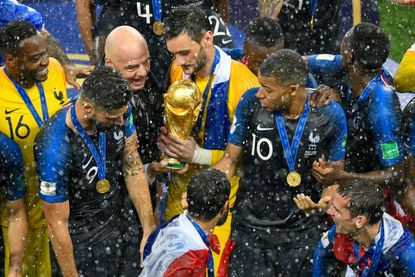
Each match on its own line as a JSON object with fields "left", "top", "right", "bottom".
{"left": 147, "top": 157, "right": 190, "bottom": 176}
{"left": 158, "top": 126, "right": 196, "bottom": 163}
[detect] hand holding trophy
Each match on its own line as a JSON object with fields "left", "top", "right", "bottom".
{"left": 164, "top": 80, "right": 202, "bottom": 169}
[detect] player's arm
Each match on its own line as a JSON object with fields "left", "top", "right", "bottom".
{"left": 213, "top": 143, "right": 242, "bottom": 180}
{"left": 305, "top": 54, "right": 343, "bottom": 75}
{"left": 123, "top": 131, "right": 156, "bottom": 260}
{"left": 7, "top": 198, "right": 28, "bottom": 276}
{"left": 43, "top": 201, "right": 79, "bottom": 277}
{"left": 75, "top": 0, "right": 96, "bottom": 64}
{"left": 398, "top": 236, "right": 415, "bottom": 276}
{"left": 41, "top": 29, "right": 92, "bottom": 89}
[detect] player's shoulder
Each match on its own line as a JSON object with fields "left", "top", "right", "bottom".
{"left": 238, "top": 87, "right": 260, "bottom": 108}
{"left": 37, "top": 106, "right": 69, "bottom": 144}
{"left": 312, "top": 101, "right": 345, "bottom": 120}
{"left": 230, "top": 59, "right": 256, "bottom": 79}
{"left": 47, "top": 57, "right": 64, "bottom": 73}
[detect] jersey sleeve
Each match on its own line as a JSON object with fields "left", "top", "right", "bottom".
{"left": 312, "top": 225, "right": 336, "bottom": 277}
{"left": 394, "top": 42, "right": 415, "bottom": 93}
{"left": 35, "top": 109, "right": 71, "bottom": 203}
{"left": 222, "top": 48, "right": 244, "bottom": 61}
{"left": 0, "top": 132, "right": 25, "bottom": 201}
{"left": 326, "top": 102, "right": 348, "bottom": 161}
{"left": 0, "top": 1, "right": 44, "bottom": 30}
{"left": 308, "top": 54, "right": 343, "bottom": 75}
{"left": 368, "top": 86, "right": 404, "bottom": 167}
{"left": 228, "top": 88, "right": 258, "bottom": 147}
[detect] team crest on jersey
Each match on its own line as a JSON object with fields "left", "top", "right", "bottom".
{"left": 40, "top": 180, "right": 56, "bottom": 196}
{"left": 54, "top": 89, "right": 65, "bottom": 104}
{"left": 304, "top": 131, "right": 319, "bottom": 157}
{"left": 114, "top": 130, "right": 124, "bottom": 141}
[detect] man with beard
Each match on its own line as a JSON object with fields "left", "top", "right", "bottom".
{"left": 158, "top": 6, "right": 258, "bottom": 273}
{"left": 35, "top": 67, "right": 155, "bottom": 276}
{"left": 313, "top": 181, "right": 415, "bottom": 276}
{"left": 0, "top": 20, "right": 68, "bottom": 276}
{"left": 141, "top": 169, "right": 230, "bottom": 277}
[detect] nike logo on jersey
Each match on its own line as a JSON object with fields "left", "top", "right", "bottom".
{"left": 5, "top": 108, "right": 20, "bottom": 114}
{"left": 257, "top": 125, "right": 274, "bottom": 131}
{"left": 221, "top": 38, "right": 233, "bottom": 45}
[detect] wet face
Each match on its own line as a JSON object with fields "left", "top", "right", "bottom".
{"left": 243, "top": 40, "right": 283, "bottom": 75}
{"left": 16, "top": 33, "right": 49, "bottom": 84}
{"left": 166, "top": 32, "right": 208, "bottom": 75}
{"left": 255, "top": 73, "right": 291, "bottom": 112}
{"left": 92, "top": 105, "right": 129, "bottom": 131}
{"left": 107, "top": 45, "right": 150, "bottom": 91}
{"left": 326, "top": 192, "right": 358, "bottom": 235}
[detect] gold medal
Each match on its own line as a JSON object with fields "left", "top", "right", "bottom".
{"left": 286, "top": 171, "right": 301, "bottom": 187}
{"left": 96, "top": 179, "right": 110, "bottom": 194}
{"left": 153, "top": 21, "right": 164, "bottom": 36}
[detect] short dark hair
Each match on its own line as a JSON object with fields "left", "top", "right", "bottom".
{"left": 0, "top": 20, "right": 38, "bottom": 55}
{"left": 245, "top": 17, "right": 284, "bottom": 48}
{"left": 259, "top": 49, "right": 307, "bottom": 87}
{"left": 163, "top": 6, "right": 211, "bottom": 42}
{"left": 187, "top": 169, "right": 230, "bottom": 222}
{"left": 337, "top": 180, "right": 384, "bottom": 225}
{"left": 350, "top": 22, "right": 389, "bottom": 72}
{"left": 81, "top": 66, "right": 132, "bottom": 111}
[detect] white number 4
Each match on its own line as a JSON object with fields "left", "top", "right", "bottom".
{"left": 136, "top": 2, "right": 153, "bottom": 24}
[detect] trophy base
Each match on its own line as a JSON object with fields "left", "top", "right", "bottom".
{"left": 165, "top": 158, "right": 185, "bottom": 170}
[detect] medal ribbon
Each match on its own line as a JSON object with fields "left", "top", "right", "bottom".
{"left": 310, "top": 0, "right": 318, "bottom": 29}
{"left": 187, "top": 216, "right": 215, "bottom": 277}
{"left": 353, "top": 219, "right": 385, "bottom": 277}
{"left": 193, "top": 48, "right": 221, "bottom": 137}
{"left": 152, "top": 0, "right": 162, "bottom": 22}
{"left": 275, "top": 94, "right": 310, "bottom": 173}
{"left": 4, "top": 68, "right": 49, "bottom": 128}
{"left": 70, "top": 103, "right": 107, "bottom": 180}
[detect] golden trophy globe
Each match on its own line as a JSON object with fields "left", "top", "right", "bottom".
{"left": 164, "top": 80, "right": 202, "bottom": 169}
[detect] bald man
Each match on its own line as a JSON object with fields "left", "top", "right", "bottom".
{"left": 105, "top": 26, "right": 165, "bottom": 172}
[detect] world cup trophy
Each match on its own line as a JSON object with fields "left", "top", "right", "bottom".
{"left": 164, "top": 80, "right": 202, "bottom": 169}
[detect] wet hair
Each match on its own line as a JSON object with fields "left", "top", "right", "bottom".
{"left": 0, "top": 20, "right": 38, "bottom": 55}
{"left": 259, "top": 49, "right": 307, "bottom": 87}
{"left": 187, "top": 169, "right": 230, "bottom": 222}
{"left": 337, "top": 180, "right": 384, "bottom": 225}
{"left": 163, "top": 6, "right": 211, "bottom": 42}
{"left": 81, "top": 66, "right": 132, "bottom": 111}
{"left": 245, "top": 17, "right": 284, "bottom": 48}
{"left": 350, "top": 22, "right": 389, "bottom": 72}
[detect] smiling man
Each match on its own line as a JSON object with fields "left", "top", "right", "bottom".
{"left": 214, "top": 49, "right": 347, "bottom": 276}
{"left": 313, "top": 182, "right": 415, "bottom": 276}
{"left": 35, "top": 66, "right": 155, "bottom": 276}
{"left": 0, "top": 20, "right": 68, "bottom": 276}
